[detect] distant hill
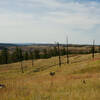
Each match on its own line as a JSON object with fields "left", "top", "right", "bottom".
{"left": 0, "top": 43, "right": 17, "bottom": 46}
{"left": 0, "top": 43, "right": 99, "bottom": 51}
{"left": 0, "top": 43, "right": 17, "bottom": 50}
{"left": 0, "top": 43, "right": 99, "bottom": 47}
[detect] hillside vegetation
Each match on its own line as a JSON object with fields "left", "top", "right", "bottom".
{"left": 0, "top": 53, "right": 100, "bottom": 100}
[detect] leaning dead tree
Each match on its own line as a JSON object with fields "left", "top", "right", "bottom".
{"left": 19, "top": 48, "right": 24, "bottom": 73}
{"left": 92, "top": 40, "right": 95, "bottom": 59}
{"left": 30, "top": 50, "right": 34, "bottom": 67}
{"left": 66, "top": 36, "right": 69, "bottom": 64}
{"left": 57, "top": 42, "right": 61, "bottom": 67}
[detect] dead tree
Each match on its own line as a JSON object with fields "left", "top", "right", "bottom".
{"left": 32, "top": 59, "right": 34, "bottom": 67}
{"left": 57, "top": 42, "right": 61, "bottom": 67}
{"left": 19, "top": 48, "right": 24, "bottom": 73}
{"left": 66, "top": 36, "right": 69, "bottom": 64}
{"left": 30, "top": 50, "right": 34, "bottom": 67}
{"left": 21, "top": 61, "right": 24, "bottom": 73}
{"left": 92, "top": 40, "right": 95, "bottom": 59}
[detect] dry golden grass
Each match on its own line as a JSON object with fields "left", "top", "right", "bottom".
{"left": 0, "top": 53, "right": 100, "bottom": 100}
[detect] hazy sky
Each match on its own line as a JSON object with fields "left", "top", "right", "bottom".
{"left": 0, "top": 0, "right": 100, "bottom": 44}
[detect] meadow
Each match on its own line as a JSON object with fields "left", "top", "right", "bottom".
{"left": 0, "top": 53, "right": 100, "bottom": 100}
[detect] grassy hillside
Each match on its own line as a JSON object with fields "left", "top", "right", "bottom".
{"left": 0, "top": 53, "right": 100, "bottom": 100}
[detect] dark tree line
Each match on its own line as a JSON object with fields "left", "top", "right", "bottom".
{"left": 0, "top": 46, "right": 66, "bottom": 65}
{"left": 0, "top": 45, "right": 100, "bottom": 65}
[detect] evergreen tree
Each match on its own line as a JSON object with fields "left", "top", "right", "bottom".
{"left": 11, "top": 47, "right": 21, "bottom": 62}
{"left": 11, "top": 52, "right": 17, "bottom": 62}
{"left": 34, "top": 49, "right": 40, "bottom": 59}
{"left": 1, "top": 48, "right": 9, "bottom": 64}
{"left": 98, "top": 46, "right": 100, "bottom": 53}
{"left": 24, "top": 51, "right": 29, "bottom": 60}
{"left": 43, "top": 49, "right": 48, "bottom": 58}
{"left": 19, "top": 48, "right": 23, "bottom": 61}
{"left": 29, "top": 50, "right": 34, "bottom": 66}
{"left": 53, "top": 46, "right": 58, "bottom": 56}
{"left": 61, "top": 48, "right": 66, "bottom": 56}
{"left": 29, "top": 51, "right": 34, "bottom": 59}
{"left": 0, "top": 54, "right": 2, "bottom": 64}
{"left": 15, "top": 47, "right": 20, "bottom": 61}
{"left": 48, "top": 49, "right": 54, "bottom": 58}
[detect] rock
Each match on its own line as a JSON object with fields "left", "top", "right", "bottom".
{"left": 50, "top": 72, "right": 55, "bottom": 76}
{"left": 0, "top": 84, "right": 6, "bottom": 88}
{"left": 82, "top": 80, "right": 86, "bottom": 84}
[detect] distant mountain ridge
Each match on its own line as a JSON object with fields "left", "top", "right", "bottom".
{"left": 0, "top": 43, "right": 17, "bottom": 46}
{"left": 0, "top": 43, "right": 33, "bottom": 47}
{"left": 0, "top": 43, "right": 99, "bottom": 48}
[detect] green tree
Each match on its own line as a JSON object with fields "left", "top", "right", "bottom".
{"left": 11, "top": 52, "right": 17, "bottom": 62}
{"left": 29, "top": 51, "right": 34, "bottom": 59}
{"left": 42, "top": 49, "right": 48, "bottom": 58}
{"left": 19, "top": 48, "right": 23, "bottom": 61}
{"left": 98, "top": 46, "right": 100, "bottom": 53}
{"left": 61, "top": 48, "right": 66, "bottom": 56}
{"left": 0, "top": 54, "right": 2, "bottom": 64}
{"left": 34, "top": 49, "right": 40, "bottom": 59}
{"left": 24, "top": 51, "right": 29, "bottom": 60}
{"left": 1, "top": 48, "right": 9, "bottom": 64}
{"left": 11, "top": 47, "right": 22, "bottom": 62}
{"left": 29, "top": 51, "right": 34, "bottom": 66}
{"left": 48, "top": 49, "right": 54, "bottom": 58}
{"left": 53, "top": 46, "right": 58, "bottom": 56}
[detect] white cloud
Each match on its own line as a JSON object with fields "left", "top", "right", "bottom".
{"left": 0, "top": 0, "right": 100, "bottom": 44}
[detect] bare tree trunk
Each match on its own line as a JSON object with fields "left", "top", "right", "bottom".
{"left": 57, "top": 42, "right": 61, "bottom": 67}
{"left": 32, "top": 59, "right": 34, "bottom": 67}
{"left": 66, "top": 36, "right": 69, "bottom": 64}
{"left": 21, "top": 61, "right": 24, "bottom": 73}
{"left": 92, "top": 40, "right": 95, "bottom": 59}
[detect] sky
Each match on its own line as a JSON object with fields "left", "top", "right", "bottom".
{"left": 0, "top": 0, "right": 100, "bottom": 44}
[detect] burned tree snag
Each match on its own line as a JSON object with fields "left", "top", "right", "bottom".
{"left": 92, "top": 40, "right": 95, "bottom": 59}
{"left": 66, "top": 37, "right": 69, "bottom": 64}
{"left": 19, "top": 48, "right": 24, "bottom": 73}
{"left": 57, "top": 42, "right": 61, "bottom": 67}
{"left": 21, "top": 61, "right": 24, "bottom": 73}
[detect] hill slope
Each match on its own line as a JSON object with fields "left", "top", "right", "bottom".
{"left": 0, "top": 54, "right": 100, "bottom": 100}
